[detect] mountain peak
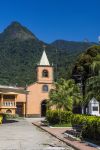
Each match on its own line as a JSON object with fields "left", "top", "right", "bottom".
{"left": 0, "top": 21, "right": 38, "bottom": 41}
{"left": 8, "top": 21, "right": 23, "bottom": 27}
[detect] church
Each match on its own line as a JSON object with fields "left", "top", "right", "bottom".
{"left": 0, "top": 50, "right": 54, "bottom": 117}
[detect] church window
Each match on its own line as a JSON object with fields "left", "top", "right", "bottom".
{"left": 42, "top": 85, "right": 48, "bottom": 92}
{"left": 42, "top": 70, "right": 48, "bottom": 77}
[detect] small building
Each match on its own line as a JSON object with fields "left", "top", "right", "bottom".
{"left": 88, "top": 97, "right": 100, "bottom": 116}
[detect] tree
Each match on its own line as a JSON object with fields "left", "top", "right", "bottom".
{"left": 72, "top": 45, "right": 100, "bottom": 82}
{"left": 49, "top": 78, "right": 82, "bottom": 111}
{"left": 85, "top": 76, "right": 100, "bottom": 102}
{"left": 90, "top": 54, "right": 100, "bottom": 76}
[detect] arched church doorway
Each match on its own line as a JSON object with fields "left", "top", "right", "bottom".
{"left": 41, "top": 100, "right": 47, "bottom": 117}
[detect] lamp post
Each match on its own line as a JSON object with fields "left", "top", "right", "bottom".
{"left": 78, "top": 76, "right": 84, "bottom": 114}
{"left": 73, "top": 74, "right": 84, "bottom": 114}
{"left": 80, "top": 76, "right": 83, "bottom": 114}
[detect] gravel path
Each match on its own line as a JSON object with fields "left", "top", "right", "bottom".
{"left": 0, "top": 118, "right": 74, "bottom": 150}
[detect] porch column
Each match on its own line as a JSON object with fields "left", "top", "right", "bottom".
{"left": 23, "top": 102, "right": 26, "bottom": 117}
{"left": 14, "top": 95, "right": 17, "bottom": 114}
{"left": 25, "top": 93, "right": 28, "bottom": 117}
{"left": 15, "top": 95, "right": 17, "bottom": 107}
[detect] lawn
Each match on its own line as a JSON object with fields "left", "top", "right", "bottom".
{"left": 51, "top": 123, "right": 72, "bottom": 127}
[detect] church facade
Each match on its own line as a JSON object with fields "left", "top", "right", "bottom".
{"left": 0, "top": 50, "right": 54, "bottom": 117}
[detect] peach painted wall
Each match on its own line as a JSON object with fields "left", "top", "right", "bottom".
{"left": 27, "top": 82, "right": 53, "bottom": 116}
{"left": 16, "top": 94, "right": 26, "bottom": 102}
{"left": 16, "top": 65, "right": 54, "bottom": 116}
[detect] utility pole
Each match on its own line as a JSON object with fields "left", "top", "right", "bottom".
{"left": 81, "top": 77, "right": 84, "bottom": 114}
{"left": 75, "top": 74, "right": 84, "bottom": 114}
{"left": 55, "top": 48, "right": 58, "bottom": 81}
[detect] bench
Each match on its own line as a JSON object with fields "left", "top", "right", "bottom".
{"left": 64, "top": 124, "right": 85, "bottom": 140}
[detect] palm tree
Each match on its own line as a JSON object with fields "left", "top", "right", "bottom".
{"left": 49, "top": 78, "right": 82, "bottom": 111}
{"left": 90, "top": 54, "right": 100, "bottom": 76}
{"left": 85, "top": 53, "right": 100, "bottom": 104}
{"left": 85, "top": 76, "right": 100, "bottom": 102}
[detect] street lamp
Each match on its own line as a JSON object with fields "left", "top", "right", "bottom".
{"left": 78, "top": 77, "right": 84, "bottom": 114}
{"left": 73, "top": 74, "right": 84, "bottom": 114}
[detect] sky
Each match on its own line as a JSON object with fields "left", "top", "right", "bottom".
{"left": 0, "top": 0, "right": 100, "bottom": 43}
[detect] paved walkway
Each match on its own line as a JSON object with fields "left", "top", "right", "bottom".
{"left": 0, "top": 118, "right": 74, "bottom": 150}
{"left": 32, "top": 121, "right": 100, "bottom": 150}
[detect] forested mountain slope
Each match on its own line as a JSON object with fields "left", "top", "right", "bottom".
{"left": 0, "top": 22, "right": 97, "bottom": 86}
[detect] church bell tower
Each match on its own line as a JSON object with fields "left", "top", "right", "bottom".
{"left": 37, "top": 49, "right": 53, "bottom": 84}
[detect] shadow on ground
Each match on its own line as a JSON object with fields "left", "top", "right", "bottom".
{"left": 3, "top": 119, "right": 19, "bottom": 124}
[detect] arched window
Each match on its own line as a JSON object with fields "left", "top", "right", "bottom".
{"left": 42, "top": 70, "right": 48, "bottom": 77}
{"left": 6, "top": 109, "right": 12, "bottom": 114}
{"left": 42, "top": 85, "right": 48, "bottom": 92}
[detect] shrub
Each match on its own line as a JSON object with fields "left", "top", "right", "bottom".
{"left": 71, "top": 114, "right": 100, "bottom": 142}
{"left": 1, "top": 113, "right": 19, "bottom": 123}
{"left": 46, "top": 110, "right": 60, "bottom": 124}
{"left": 82, "top": 116, "right": 100, "bottom": 141}
{"left": 71, "top": 114, "right": 87, "bottom": 126}
{"left": 46, "top": 110, "right": 72, "bottom": 125}
{"left": 3, "top": 113, "right": 19, "bottom": 120}
{"left": 0, "top": 114, "right": 3, "bottom": 124}
{"left": 60, "top": 111, "right": 72, "bottom": 123}
{"left": 46, "top": 111, "right": 100, "bottom": 142}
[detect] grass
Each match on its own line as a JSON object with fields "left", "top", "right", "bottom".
{"left": 51, "top": 123, "right": 72, "bottom": 127}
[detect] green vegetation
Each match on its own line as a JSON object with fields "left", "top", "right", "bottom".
{"left": 0, "top": 113, "right": 22, "bottom": 124}
{"left": 72, "top": 45, "right": 100, "bottom": 107}
{"left": 51, "top": 40, "right": 96, "bottom": 57}
{"left": 0, "top": 21, "right": 96, "bottom": 86}
{"left": 3, "top": 113, "right": 19, "bottom": 120}
{"left": 71, "top": 114, "right": 100, "bottom": 143}
{"left": 46, "top": 110, "right": 72, "bottom": 125}
{"left": 85, "top": 76, "right": 100, "bottom": 102}
{"left": 48, "top": 45, "right": 100, "bottom": 117}
{"left": 52, "top": 123, "right": 72, "bottom": 127}
{"left": 46, "top": 110, "right": 100, "bottom": 143}
{"left": 72, "top": 45, "right": 100, "bottom": 81}
{"left": 49, "top": 78, "right": 82, "bottom": 111}
{"left": 0, "top": 114, "right": 3, "bottom": 124}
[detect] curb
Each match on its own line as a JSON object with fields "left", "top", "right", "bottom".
{"left": 32, "top": 122, "right": 80, "bottom": 150}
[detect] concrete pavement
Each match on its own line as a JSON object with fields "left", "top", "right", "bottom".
{"left": 32, "top": 120, "right": 99, "bottom": 150}
{"left": 0, "top": 118, "right": 74, "bottom": 150}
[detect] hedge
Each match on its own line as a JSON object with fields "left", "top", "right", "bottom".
{"left": 46, "top": 110, "right": 100, "bottom": 142}
{"left": 71, "top": 114, "right": 100, "bottom": 142}
{"left": 46, "top": 110, "right": 72, "bottom": 125}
